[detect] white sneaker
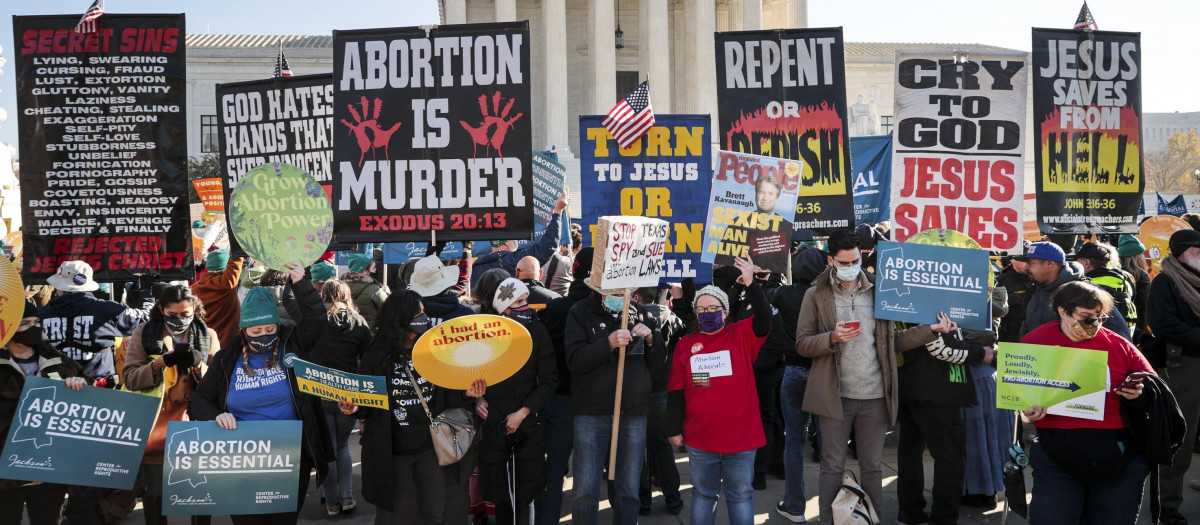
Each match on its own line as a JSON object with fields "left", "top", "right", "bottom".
{"left": 341, "top": 498, "right": 357, "bottom": 512}
{"left": 326, "top": 505, "right": 340, "bottom": 516}
{"left": 776, "top": 501, "right": 806, "bottom": 523}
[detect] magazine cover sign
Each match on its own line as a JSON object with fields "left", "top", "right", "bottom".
{"left": 332, "top": 22, "right": 533, "bottom": 242}
{"left": 890, "top": 51, "right": 1027, "bottom": 254}
{"left": 715, "top": 27, "right": 853, "bottom": 238}
{"left": 1032, "top": 29, "right": 1143, "bottom": 234}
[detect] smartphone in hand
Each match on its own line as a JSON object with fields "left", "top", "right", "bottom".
{"left": 1115, "top": 371, "right": 1151, "bottom": 392}
{"left": 843, "top": 321, "right": 860, "bottom": 331}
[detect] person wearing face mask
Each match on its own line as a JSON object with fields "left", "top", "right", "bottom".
{"left": 664, "top": 256, "right": 772, "bottom": 525}
{"left": 122, "top": 285, "right": 219, "bottom": 525}
{"left": 189, "top": 263, "right": 334, "bottom": 524}
{"left": 337, "top": 290, "right": 487, "bottom": 524}
{"left": 1146, "top": 229, "right": 1200, "bottom": 525}
{"left": 1019, "top": 281, "right": 1154, "bottom": 524}
{"left": 471, "top": 278, "right": 558, "bottom": 525}
{"left": 0, "top": 301, "right": 87, "bottom": 524}
{"left": 796, "top": 229, "right": 954, "bottom": 523}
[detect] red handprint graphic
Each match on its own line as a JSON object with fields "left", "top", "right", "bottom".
{"left": 340, "top": 96, "right": 403, "bottom": 167}
{"left": 459, "top": 91, "right": 524, "bottom": 159}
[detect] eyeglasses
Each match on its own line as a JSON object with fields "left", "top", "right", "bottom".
{"left": 696, "top": 306, "right": 725, "bottom": 314}
{"left": 1074, "top": 315, "right": 1110, "bottom": 327}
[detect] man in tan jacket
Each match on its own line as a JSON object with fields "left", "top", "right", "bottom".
{"left": 795, "top": 229, "right": 952, "bottom": 523}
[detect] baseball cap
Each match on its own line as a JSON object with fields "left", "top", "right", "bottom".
{"left": 1071, "top": 242, "right": 1111, "bottom": 263}
{"left": 1013, "top": 241, "right": 1065, "bottom": 264}
{"left": 1169, "top": 229, "right": 1200, "bottom": 258}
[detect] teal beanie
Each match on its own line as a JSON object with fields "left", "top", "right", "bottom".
{"left": 1117, "top": 234, "right": 1146, "bottom": 258}
{"left": 310, "top": 262, "right": 336, "bottom": 283}
{"left": 206, "top": 249, "right": 230, "bottom": 272}
{"left": 240, "top": 287, "right": 280, "bottom": 328}
{"left": 348, "top": 253, "right": 372, "bottom": 273}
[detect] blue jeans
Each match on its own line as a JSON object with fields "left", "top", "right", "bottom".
{"left": 779, "top": 366, "right": 813, "bottom": 516}
{"left": 321, "top": 400, "right": 356, "bottom": 503}
{"left": 686, "top": 446, "right": 755, "bottom": 525}
{"left": 534, "top": 394, "right": 573, "bottom": 525}
{"left": 572, "top": 414, "right": 646, "bottom": 525}
{"left": 640, "top": 391, "right": 682, "bottom": 510}
{"left": 1029, "top": 442, "right": 1150, "bottom": 525}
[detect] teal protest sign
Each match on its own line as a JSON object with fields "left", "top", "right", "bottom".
{"left": 0, "top": 376, "right": 158, "bottom": 489}
{"left": 873, "top": 240, "right": 991, "bottom": 329}
{"left": 163, "top": 421, "right": 302, "bottom": 515}
{"left": 282, "top": 354, "right": 388, "bottom": 409}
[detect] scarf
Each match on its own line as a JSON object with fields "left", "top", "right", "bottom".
{"left": 1160, "top": 255, "right": 1200, "bottom": 317}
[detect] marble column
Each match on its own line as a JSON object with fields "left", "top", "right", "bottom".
{"left": 640, "top": 0, "right": 671, "bottom": 111}
{"left": 543, "top": 0, "right": 569, "bottom": 149}
{"left": 728, "top": 0, "right": 744, "bottom": 31}
{"left": 495, "top": 0, "right": 517, "bottom": 21}
{"left": 685, "top": 0, "right": 716, "bottom": 127}
{"left": 590, "top": 0, "right": 617, "bottom": 113}
{"left": 789, "top": 0, "right": 807, "bottom": 28}
{"left": 443, "top": 0, "right": 466, "bottom": 24}
{"left": 671, "top": 0, "right": 688, "bottom": 113}
{"left": 716, "top": 1, "right": 729, "bottom": 32}
{"left": 743, "top": 0, "right": 761, "bottom": 30}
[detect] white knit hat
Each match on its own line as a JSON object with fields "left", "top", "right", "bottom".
{"left": 492, "top": 278, "right": 531, "bottom": 313}
{"left": 692, "top": 285, "right": 730, "bottom": 312}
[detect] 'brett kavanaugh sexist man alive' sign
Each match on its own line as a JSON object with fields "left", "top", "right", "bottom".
{"left": 332, "top": 22, "right": 533, "bottom": 242}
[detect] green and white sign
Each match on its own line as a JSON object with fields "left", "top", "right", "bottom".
{"left": 228, "top": 162, "right": 333, "bottom": 271}
{"left": 163, "top": 420, "right": 302, "bottom": 515}
{"left": 997, "top": 343, "right": 1110, "bottom": 421}
{"left": 0, "top": 376, "right": 159, "bottom": 489}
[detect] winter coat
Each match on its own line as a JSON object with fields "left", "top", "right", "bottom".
{"left": 544, "top": 252, "right": 574, "bottom": 296}
{"left": 795, "top": 267, "right": 937, "bottom": 424}
{"left": 521, "top": 279, "right": 562, "bottom": 309}
{"left": 0, "top": 343, "right": 84, "bottom": 491}
{"left": 898, "top": 329, "right": 986, "bottom": 407}
{"left": 342, "top": 273, "right": 388, "bottom": 328}
{"left": 39, "top": 290, "right": 151, "bottom": 385}
{"left": 1145, "top": 264, "right": 1200, "bottom": 357}
{"left": 470, "top": 214, "right": 562, "bottom": 287}
{"left": 191, "top": 257, "right": 245, "bottom": 347}
{"left": 422, "top": 292, "right": 475, "bottom": 327}
{"left": 564, "top": 292, "right": 667, "bottom": 416}
{"left": 996, "top": 265, "right": 1035, "bottom": 344}
{"left": 1024, "top": 261, "right": 1130, "bottom": 340}
{"left": 640, "top": 302, "right": 687, "bottom": 392}
{"left": 777, "top": 248, "right": 828, "bottom": 369}
{"left": 188, "top": 277, "right": 333, "bottom": 485}
{"left": 540, "top": 279, "right": 592, "bottom": 396}
{"left": 479, "top": 321, "right": 558, "bottom": 421}
{"left": 307, "top": 308, "right": 373, "bottom": 374}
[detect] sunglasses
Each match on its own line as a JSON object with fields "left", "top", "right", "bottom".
{"left": 1075, "top": 315, "right": 1110, "bottom": 327}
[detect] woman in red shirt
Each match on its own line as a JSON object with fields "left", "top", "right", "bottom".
{"left": 1020, "top": 280, "right": 1153, "bottom": 524}
{"left": 666, "top": 256, "right": 771, "bottom": 525}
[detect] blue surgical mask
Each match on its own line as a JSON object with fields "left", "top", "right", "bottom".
{"left": 836, "top": 264, "right": 861, "bottom": 282}
{"left": 603, "top": 296, "right": 624, "bottom": 313}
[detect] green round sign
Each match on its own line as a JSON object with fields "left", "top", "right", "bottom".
{"left": 229, "top": 163, "right": 333, "bottom": 271}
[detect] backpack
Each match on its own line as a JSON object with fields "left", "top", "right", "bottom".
{"left": 831, "top": 471, "right": 881, "bottom": 525}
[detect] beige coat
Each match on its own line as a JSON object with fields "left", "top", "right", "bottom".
{"left": 795, "top": 267, "right": 936, "bottom": 424}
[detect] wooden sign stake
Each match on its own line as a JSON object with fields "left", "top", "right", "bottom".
{"left": 607, "top": 289, "right": 631, "bottom": 481}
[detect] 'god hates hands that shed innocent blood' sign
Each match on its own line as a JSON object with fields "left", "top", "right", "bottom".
{"left": 590, "top": 216, "right": 670, "bottom": 292}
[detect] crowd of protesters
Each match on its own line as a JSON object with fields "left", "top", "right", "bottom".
{"left": 5, "top": 196, "right": 1200, "bottom": 525}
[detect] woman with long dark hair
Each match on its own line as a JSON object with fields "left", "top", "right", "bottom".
{"left": 338, "top": 290, "right": 486, "bottom": 524}
{"left": 123, "top": 285, "right": 219, "bottom": 525}
{"left": 189, "top": 263, "right": 334, "bottom": 524}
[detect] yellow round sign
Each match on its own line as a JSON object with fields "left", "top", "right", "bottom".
{"left": 1138, "top": 215, "right": 1189, "bottom": 279}
{"left": 0, "top": 257, "right": 26, "bottom": 348}
{"left": 412, "top": 314, "right": 533, "bottom": 390}
{"left": 906, "top": 229, "right": 995, "bottom": 290}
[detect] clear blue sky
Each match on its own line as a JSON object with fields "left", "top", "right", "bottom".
{"left": 2, "top": 0, "right": 1196, "bottom": 155}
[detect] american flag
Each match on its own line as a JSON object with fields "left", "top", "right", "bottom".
{"left": 603, "top": 81, "right": 655, "bottom": 149}
{"left": 74, "top": 0, "right": 105, "bottom": 34}
{"left": 273, "top": 44, "right": 294, "bottom": 78}
{"left": 1073, "top": 2, "right": 1097, "bottom": 30}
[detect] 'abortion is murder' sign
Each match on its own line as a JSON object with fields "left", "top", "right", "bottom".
{"left": 14, "top": 14, "right": 191, "bottom": 282}
{"left": 715, "top": 27, "right": 854, "bottom": 239}
{"left": 1032, "top": 29, "right": 1143, "bottom": 233}
{"left": 332, "top": 22, "right": 532, "bottom": 242}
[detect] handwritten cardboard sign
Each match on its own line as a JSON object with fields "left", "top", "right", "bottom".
{"left": 589, "top": 216, "right": 670, "bottom": 292}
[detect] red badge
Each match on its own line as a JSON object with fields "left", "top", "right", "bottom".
{"left": 691, "top": 343, "right": 704, "bottom": 354}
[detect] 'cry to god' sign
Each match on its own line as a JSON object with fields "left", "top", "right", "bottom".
{"left": 228, "top": 162, "right": 334, "bottom": 270}
{"left": 590, "top": 216, "right": 671, "bottom": 292}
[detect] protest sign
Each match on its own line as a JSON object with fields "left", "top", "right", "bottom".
{"left": 412, "top": 314, "right": 532, "bottom": 390}
{"left": 580, "top": 115, "right": 712, "bottom": 282}
{"left": 228, "top": 163, "right": 333, "bottom": 270}
{"left": 1137, "top": 215, "right": 1188, "bottom": 278}
{"left": 382, "top": 241, "right": 466, "bottom": 264}
{"left": 14, "top": 14, "right": 191, "bottom": 282}
{"left": 532, "top": 152, "right": 566, "bottom": 236}
{"left": 163, "top": 421, "right": 302, "bottom": 515}
{"left": 2, "top": 231, "right": 23, "bottom": 269}
{"left": 997, "top": 343, "right": 1110, "bottom": 421}
{"left": 700, "top": 151, "right": 800, "bottom": 273}
{"left": 1157, "top": 192, "right": 1187, "bottom": 216}
{"left": 192, "top": 178, "right": 225, "bottom": 212}
{"left": 0, "top": 376, "right": 158, "bottom": 489}
{"left": 0, "top": 257, "right": 24, "bottom": 347}
{"left": 332, "top": 22, "right": 533, "bottom": 242}
{"left": 1033, "top": 29, "right": 1143, "bottom": 234}
{"left": 282, "top": 354, "right": 387, "bottom": 409}
{"left": 890, "top": 51, "right": 1027, "bottom": 253}
{"left": 851, "top": 135, "right": 892, "bottom": 225}
{"left": 715, "top": 27, "right": 854, "bottom": 238}
{"left": 589, "top": 216, "right": 671, "bottom": 292}
{"left": 873, "top": 240, "right": 991, "bottom": 329}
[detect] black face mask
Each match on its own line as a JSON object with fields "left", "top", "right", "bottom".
{"left": 246, "top": 333, "right": 278, "bottom": 352}
{"left": 507, "top": 305, "right": 537, "bottom": 326}
{"left": 409, "top": 314, "right": 431, "bottom": 336}
{"left": 10, "top": 327, "right": 43, "bottom": 347}
{"left": 163, "top": 314, "right": 193, "bottom": 335}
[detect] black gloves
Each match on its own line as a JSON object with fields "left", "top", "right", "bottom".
{"left": 162, "top": 350, "right": 196, "bottom": 368}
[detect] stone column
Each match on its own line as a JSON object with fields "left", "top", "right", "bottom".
{"left": 789, "top": 0, "right": 807, "bottom": 28}
{"left": 543, "top": 0, "right": 569, "bottom": 149}
{"left": 686, "top": 0, "right": 716, "bottom": 126}
{"left": 716, "top": 1, "right": 729, "bottom": 32}
{"left": 590, "top": 0, "right": 617, "bottom": 113}
{"left": 743, "top": 0, "right": 761, "bottom": 30}
{"left": 443, "top": 0, "right": 466, "bottom": 24}
{"left": 495, "top": 0, "right": 517, "bottom": 21}
{"left": 671, "top": 0, "right": 688, "bottom": 113}
{"left": 640, "top": 0, "right": 671, "bottom": 111}
{"left": 728, "top": 0, "right": 743, "bottom": 31}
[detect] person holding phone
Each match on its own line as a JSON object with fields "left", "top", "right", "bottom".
{"left": 1020, "top": 281, "right": 1154, "bottom": 524}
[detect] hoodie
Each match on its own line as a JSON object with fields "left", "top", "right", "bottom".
{"left": 308, "top": 307, "right": 374, "bottom": 374}
{"left": 1024, "top": 261, "right": 1130, "bottom": 340}
{"left": 775, "top": 248, "right": 828, "bottom": 369}
{"left": 39, "top": 291, "right": 151, "bottom": 384}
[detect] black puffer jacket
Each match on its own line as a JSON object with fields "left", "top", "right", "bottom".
{"left": 996, "top": 264, "right": 1035, "bottom": 343}
{"left": 540, "top": 279, "right": 592, "bottom": 396}
{"left": 564, "top": 292, "right": 667, "bottom": 416}
{"left": 776, "top": 248, "right": 828, "bottom": 369}
{"left": 480, "top": 321, "right": 558, "bottom": 424}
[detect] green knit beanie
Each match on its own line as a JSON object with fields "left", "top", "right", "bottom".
{"left": 240, "top": 287, "right": 280, "bottom": 328}
{"left": 310, "top": 262, "right": 336, "bottom": 283}
{"left": 206, "top": 249, "right": 230, "bottom": 272}
{"left": 1117, "top": 234, "right": 1146, "bottom": 258}
{"left": 348, "top": 253, "right": 372, "bottom": 273}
